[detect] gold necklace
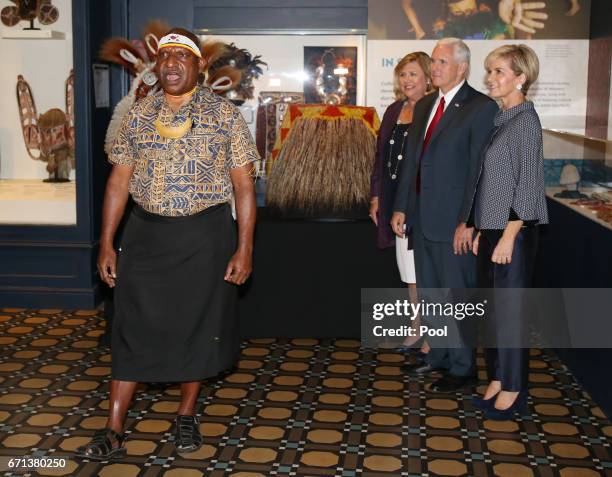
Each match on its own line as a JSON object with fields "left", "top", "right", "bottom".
{"left": 155, "top": 117, "right": 192, "bottom": 139}
{"left": 155, "top": 87, "right": 196, "bottom": 139}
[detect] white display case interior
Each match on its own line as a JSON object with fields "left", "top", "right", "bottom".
{"left": 0, "top": 0, "right": 75, "bottom": 225}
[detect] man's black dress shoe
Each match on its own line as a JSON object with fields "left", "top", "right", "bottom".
{"left": 393, "top": 344, "right": 419, "bottom": 355}
{"left": 429, "top": 374, "right": 477, "bottom": 393}
{"left": 394, "top": 347, "right": 428, "bottom": 363}
{"left": 401, "top": 362, "right": 444, "bottom": 376}
{"left": 393, "top": 337, "right": 425, "bottom": 354}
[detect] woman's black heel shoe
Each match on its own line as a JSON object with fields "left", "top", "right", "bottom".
{"left": 471, "top": 391, "right": 499, "bottom": 411}
{"left": 484, "top": 390, "right": 529, "bottom": 421}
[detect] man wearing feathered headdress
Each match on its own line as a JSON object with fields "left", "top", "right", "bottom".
{"left": 100, "top": 21, "right": 237, "bottom": 155}
{"left": 77, "top": 27, "right": 259, "bottom": 461}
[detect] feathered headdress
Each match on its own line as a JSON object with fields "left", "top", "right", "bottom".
{"left": 99, "top": 21, "right": 241, "bottom": 154}
{"left": 208, "top": 43, "right": 267, "bottom": 101}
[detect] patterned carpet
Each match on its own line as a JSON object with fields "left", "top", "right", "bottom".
{"left": 0, "top": 308, "right": 610, "bottom": 477}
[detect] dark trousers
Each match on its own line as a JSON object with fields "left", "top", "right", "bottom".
{"left": 477, "top": 227, "right": 539, "bottom": 391}
{"left": 412, "top": 205, "right": 476, "bottom": 377}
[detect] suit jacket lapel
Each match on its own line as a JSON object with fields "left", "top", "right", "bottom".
{"left": 426, "top": 82, "right": 471, "bottom": 150}
{"left": 414, "top": 93, "right": 437, "bottom": 159}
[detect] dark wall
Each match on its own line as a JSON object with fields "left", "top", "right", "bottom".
{"left": 129, "top": 0, "right": 195, "bottom": 37}
{"left": 193, "top": 0, "right": 367, "bottom": 31}
{"left": 585, "top": 0, "right": 611, "bottom": 138}
{"left": 129, "top": 0, "right": 367, "bottom": 36}
{"left": 110, "top": 0, "right": 130, "bottom": 107}
{"left": 86, "top": 3, "right": 113, "bottom": 240}
{"left": 590, "top": 0, "right": 612, "bottom": 39}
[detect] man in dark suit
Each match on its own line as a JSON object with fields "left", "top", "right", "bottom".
{"left": 391, "top": 38, "right": 498, "bottom": 393}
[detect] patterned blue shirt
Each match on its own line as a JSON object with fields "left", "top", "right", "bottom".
{"left": 110, "top": 86, "right": 259, "bottom": 216}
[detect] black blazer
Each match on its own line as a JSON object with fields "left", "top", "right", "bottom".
{"left": 393, "top": 82, "right": 498, "bottom": 242}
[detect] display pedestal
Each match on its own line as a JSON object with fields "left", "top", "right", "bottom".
{"left": 1, "top": 29, "right": 65, "bottom": 39}
{"left": 535, "top": 198, "right": 612, "bottom": 287}
{"left": 238, "top": 208, "right": 400, "bottom": 338}
{"left": 535, "top": 198, "right": 612, "bottom": 419}
{"left": 0, "top": 179, "right": 76, "bottom": 225}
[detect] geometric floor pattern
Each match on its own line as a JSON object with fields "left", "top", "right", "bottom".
{"left": 0, "top": 308, "right": 610, "bottom": 477}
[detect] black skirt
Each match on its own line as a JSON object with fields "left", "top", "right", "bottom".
{"left": 111, "top": 203, "right": 239, "bottom": 382}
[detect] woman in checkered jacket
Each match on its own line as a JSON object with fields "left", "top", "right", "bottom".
{"left": 470, "top": 44, "right": 548, "bottom": 421}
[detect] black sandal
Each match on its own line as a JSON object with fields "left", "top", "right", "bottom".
{"left": 175, "top": 415, "right": 203, "bottom": 453}
{"left": 75, "top": 428, "right": 126, "bottom": 461}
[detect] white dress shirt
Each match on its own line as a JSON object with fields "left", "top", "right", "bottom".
{"left": 425, "top": 79, "right": 466, "bottom": 134}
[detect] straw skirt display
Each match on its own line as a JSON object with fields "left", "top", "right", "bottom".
{"left": 111, "top": 203, "right": 238, "bottom": 382}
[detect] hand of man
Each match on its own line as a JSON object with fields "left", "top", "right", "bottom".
{"left": 224, "top": 249, "right": 253, "bottom": 285}
{"left": 369, "top": 198, "right": 379, "bottom": 226}
{"left": 98, "top": 244, "right": 117, "bottom": 288}
{"left": 491, "top": 236, "right": 514, "bottom": 264}
{"left": 453, "top": 223, "right": 474, "bottom": 255}
{"left": 472, "top": 231, "right": 481, "bottom": 256}
{"left": 499, "top": 0, "right": 548, "bottom": 34}
{"left": 390, "top": 211, "right": 406, "bottom": 238}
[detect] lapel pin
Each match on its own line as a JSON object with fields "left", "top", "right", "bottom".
{"left": 454, "top": 103, "right": 460, "bottom": 107}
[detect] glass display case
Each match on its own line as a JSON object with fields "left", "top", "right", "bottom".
{"left": 202, "top": 30, "right": 366, "bottom": 178}
{"left": 543, "top": 129, "right": 612, "bottom": 230}
{"left": 0, "top": 0, "right": 76, "bottom": 225}
{"left": 0, "top": 0, "right": 112, "bottom": 308}
{"left": 200, "top": 29, "right": 370, "bottom": 216}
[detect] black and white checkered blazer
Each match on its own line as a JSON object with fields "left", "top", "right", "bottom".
{"left": 473, "top": 101, "right": 549, "bottom": 230}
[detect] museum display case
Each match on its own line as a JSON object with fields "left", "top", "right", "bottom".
{"left": 543, "top": 129, "right": 612, "bottom": 230}
{"left": 202, "top": 29, "right": 370, "bottom": 216}
{"left": 534, "top": 129, "right": 612, "bottom": 288}
{"left": 0, "top": 0, "right": 116, "bottom": 307}
{"left": 0, "top": 0, "right": 75, "bottom": 225}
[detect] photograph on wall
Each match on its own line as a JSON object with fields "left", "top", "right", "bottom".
{"left": 368, "top": 0, "right": 590, "bottom": 40}
{"left": 303, "top": 46, "right": 357, "bottom": 105}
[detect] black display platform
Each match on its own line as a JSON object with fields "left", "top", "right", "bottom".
{"left": 238, "top": 208, "right": 401, "bottom": 338}
{"left": 534, "top": 198, "right": 612, "bottom": 417}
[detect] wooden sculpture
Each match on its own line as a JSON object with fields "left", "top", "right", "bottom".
{"left": 16, "top": 70, "right": 75, "bottom": 182}
{"left": 1, "top": 0, "right": 59, "bottom": 30}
